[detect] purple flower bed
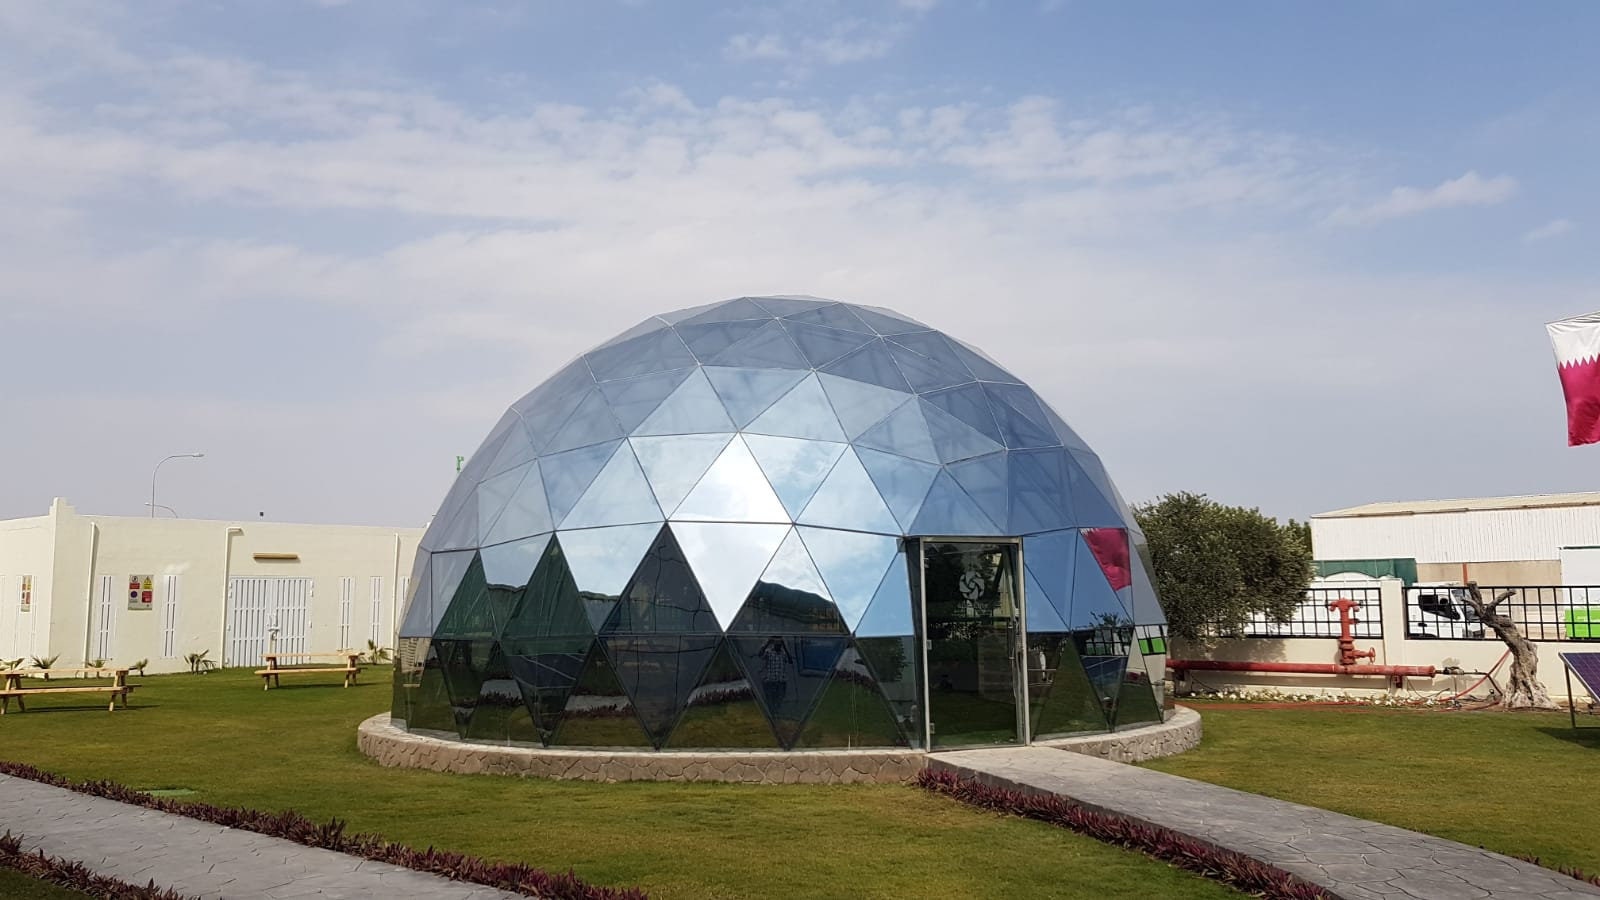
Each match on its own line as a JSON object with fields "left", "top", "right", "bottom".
{"left": 0, "top": 831, "right": 190, "bottom": 899}
{"left": 0, "top": 761, "right": 647, "bottom": 900}
{"left": 916, "top": 768, "right": 1331, "bottom": 900}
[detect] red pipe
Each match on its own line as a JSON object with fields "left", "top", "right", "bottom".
{"left": 1167, "top": 660, "right": 1437, "bottom": 677}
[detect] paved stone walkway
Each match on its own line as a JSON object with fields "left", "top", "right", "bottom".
{"left": 0, "top": 774, "right": 524, "bottom": 899}
{"left": 929, "top": 748, "right": 1600, "bottom": 900}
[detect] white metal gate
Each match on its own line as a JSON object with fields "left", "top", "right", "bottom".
{"left": 226, "top": 577, "right": 312, "bottom": 666}
{"left": 162, "top": 575, "right": 182, "bottom": 658}
{"left": 369, "top": 576, "right": 384, "bottom": 646}
{"left": 96, "top": 575, "right": 116, "bottom": 661}
{"left": 338, "top": 577, "right": 354, "bottom": 651}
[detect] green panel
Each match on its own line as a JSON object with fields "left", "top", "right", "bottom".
{"left": 1567, "top": 607, "right": 1600, "bottom": 639}
{"left": 1137, "top": 636, "right": 1167, "bottom": 655}
{"left": 1314, "top": 558, "right": 1418, "bottom": 585}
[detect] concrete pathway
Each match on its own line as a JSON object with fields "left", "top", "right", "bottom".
{"left": 929, "top": 748, "right": 1600, "bottom": 900}
{"left": 0, "top": 774, "right": 525, "bottom": 899}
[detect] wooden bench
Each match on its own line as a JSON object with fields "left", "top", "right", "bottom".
{"left": 0, "top": 667, "right": 134, "bottom": 714}
{"left": 256, "top": 652, "right": 363, "bottom": 689}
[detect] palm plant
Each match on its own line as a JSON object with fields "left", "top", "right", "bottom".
{"left": 363, "top": 640, "right": 392, "bottom": 665}
{"left": 30, "top": 654, "right": 60, "bottom": 680}
{"left": 185, "top": 650, "right": 211, "bottom": 674}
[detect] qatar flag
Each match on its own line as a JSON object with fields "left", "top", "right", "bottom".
{"left": 1549, "top": 312, "right": 1600, "bottom": 447}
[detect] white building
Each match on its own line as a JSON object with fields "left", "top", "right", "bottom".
{"left": 0, "top": 499, "right": 423, "bottom": 674}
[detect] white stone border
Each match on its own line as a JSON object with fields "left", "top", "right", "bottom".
{"left": 358, "top": 708, "right": 1201, "bottom": 783}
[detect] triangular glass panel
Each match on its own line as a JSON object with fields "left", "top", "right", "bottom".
{"left": 477, "top": 463, "right": 529, "bottom": 540}
{"left": 529, "top": 439, "right": 610, "bottom": 525}
{"left": 850, "top": 305, "right": 928, "bottom": 335}
{"left": 556, "top": 523, "right": 663, "bottom": 630}
{"left": 909, "top": 470, "right": 1000, "bottom": 536}
{"left": 1041, "top": 403, "right": 1095, "bottom": 455}
{"left": 1008, "top": 449, "right": 1075, "bottom": 536}
{"left": 396, "top": 557, "right": 434, "bottom": 639}
{"left": 597, "top": 367, "right": 694, "bottom": 434}
{"left": 549, "top": 642, "right": 653, "bottom": 747}
{"left": 433, "top": 638, "right": 498, "bottom": 738}
{"left": 583, "top": 326, "right": 697, "bottom": 383}
{"left": 427, "top": 550, "right": 477, "bottom": 636}
{"left": 676, "top": 296, "right": 772, "bottom": 327}
{"left": 500, "top": 536, "right": 590, "bottom": 640}
{"left": 1083, "top": 528, "right": 1132, "bottom": 592}
{"left": 605, "top": 635, "right": 720, "bottom": 748}
{"left": 511, "top": 360, "right": 597, "bottom": 451}
{"left": 816, "top": 373, "right": 911, "bottom": 439}
{"left": 672, "top": 436, "right": 791, "bottom": 523}
{"left": 703, "top": 366, "right": 809, "bottom": 428}
{"left": 671, "top": 521, "right": 790, "bottom": 631}
{"left": 665, "top": 638, "right": 780, "bottom": 749}
{"left": 434, "top": 555, "right": 495, "bottom": 640}
{"left": 544, "top": 389, "right": 624, "bottom": 454}
{"left": 946, "top": 452, "right": 1009, "bottom": 536}
{"left": 559, "top": 442, "right": 663, "bottom": 530}
{"left": 1065, "top": 452, "right": 1123, "bottom": 528}
{"left": 729, "top": 528, "right": 847, "bottom": 635}
{"left": 750, "top": 295, "right": 832, "bottom": 316}
{"left": 632, "top": 368, "right": 735, "bottom": 436}
{"left": 657, "top": 300, "right": 724, "bottom": 325}
{"left": 855, "top": 636, "right": 922, "bottom": 748}
{"left": 821, "top": 342, "right": 913, "bottom": 395}
{"left": 591, "top": 315, "right": 671, "bottom": 348}
{"left": 783, "top": 322, "right": 875, "bottom": 369}
{"left": 855, "top": 447, "right": 940, "bottom": 532}
{"left": 854, "top": 400, "right": 939, "bottom": 464}
{"left": 728, "top": 634, "right": 847, "bottom": 750}
{"left": 885, "top": 341, "right": 972, "bottom": 394}
{"left": 441, "top": 410, "right": 518, "bottom": 505}
{"left": 503, "top": 634, "right": 592, "bottom": 744}
{"left": 919, "top": 398, "right": 1003, "bottom": 464}
{"left": 1077, "top": 646, "right": 1129, "bottom": 723}
{"left": 743, "top": 434, "right": 847, "bottom": 518}
{"left": 923, "top": 383, "right": 1003, "bottom": 446}
{"left": 796, "top": 527, "right": 901, "bottom": 631}
{"left": 398, "top": 642, "right": 456, "bottom": 735}
{"left": 983, "top": 383, "right": 1052, "bottom": 432}
{"left": 1025, "top": 567, "right": 1070, "bottom": 633}
{"left": 481, "top": 412, "right": 539, "bottom": 479}
{"left": 890, "top": 331, "right": 973, "bottom": 377}
{"left": 783, "top": 304, "right": 874, "bottom": 334}
{"left": 462, "top": 642, "right": 540, "bottom": 745}
{"left": 1023, "top": 530, "right": 1077, "bottom": 626}
{"left": 947, "top": 336, "right": 1020, "bottom": 383}
{"left": 428, "top": 491, "right": 479, "bottom": 552}
{"left": 854, "top": 552, "right": 914, "bottom": 638}
{"left": 483, "top": 461, "right": 554, "bottom": 546}
{"left": 630, "top": 433, "right": 734, "bottom": 517}
{"left": 1129, "top": 551, "right": 1167, "bottom": 628}
{"left": 984, "top": 391, "right": 1061, "bottom": 450}
{"left": 604, "top": 525, "right": 720, "bottom": 635}
{"left": 1070, "top": 532, "right": 1131, "bottom": 629}
{"left": 745, "top": 374, "right": 849, "bottom": 443}
{"left": 480, "top": 534, "right": 552, "bottom": 632}
{"left": 1112, "top": 673, "right": 1162, "bottom": 729}
{"left": 707, "top": 319, "right": 810, "bottom": 369}
{"left": 677, "top": 319, "right": 773, "bottom": 363}
{"left": 797, "top": 643, "right": 909, "bottom": 748}
{"left": 1030, "top": 637, "right": 1111, "bottom": 737}
{"left": 797, "top": 448, "right": 901, "bottom": 535}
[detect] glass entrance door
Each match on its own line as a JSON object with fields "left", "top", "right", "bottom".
{"left": 920, "top": 540, "right": 1024, "bottom": 748}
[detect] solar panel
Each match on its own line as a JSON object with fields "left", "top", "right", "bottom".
{"left": 1557, "top": 652, "right": 1600, "bottom": 728}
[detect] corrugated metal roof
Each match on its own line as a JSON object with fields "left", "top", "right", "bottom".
{"left": 1315, "top": 492, "right": 1600, "bottom": 519}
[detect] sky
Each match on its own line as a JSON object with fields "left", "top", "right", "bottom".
{"left": 2, "top": 1, "right": 1597, "bottom": 527}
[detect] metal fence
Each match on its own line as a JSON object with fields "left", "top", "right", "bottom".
{"left": 1403, "top": 585, "right": 1600, "bottom": 642}
{"left": 1203, "top": 587, "right": 1383, "bottom": 639}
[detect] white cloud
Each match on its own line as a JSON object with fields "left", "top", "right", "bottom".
{"left": 897, "top": 0, "right": 938, "bottom": 11}
{"left": 1523, "top": 218, "right": 1575, "bottom": 243}
{"left": 723, "top": 32, "right": 790, "bottom": 62}
{"left": 723, "top": 20, "right": 903, "bottom": 67}
{"left": 1326, "top": 170, "right": 1518, "bottom": 226}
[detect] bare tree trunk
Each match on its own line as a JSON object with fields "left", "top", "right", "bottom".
{"left": 1462, "top": 584, "right": 1559, "bottom": 710}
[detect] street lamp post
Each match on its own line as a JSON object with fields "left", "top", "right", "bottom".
{"left": 150, "top": 453, "right": 205, "bottom": 518}
{"left": 143, "top": 503, "right": 179, "bottom": 518}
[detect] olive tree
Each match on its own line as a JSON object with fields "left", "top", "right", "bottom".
{"left": 1133, "top": 492, "right": 1314, "bottom": 640}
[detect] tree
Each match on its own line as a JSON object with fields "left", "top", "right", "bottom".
{"left": 1133, "top": 492, "right": 1314, "bottom": 641}
{"left": 1459, "top": 583, "right": 1559, "bottom": 710}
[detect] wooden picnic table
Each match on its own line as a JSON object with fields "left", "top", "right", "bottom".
{"left": 256, "top": 651, "right": 363, "bottom": 689}
{"left": 0, "top": 667, "right": 133, "bottom": 714}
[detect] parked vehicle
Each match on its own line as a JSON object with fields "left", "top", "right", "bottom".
{"left": 1405, "top": 583, "right": 1486, "bottom": 640}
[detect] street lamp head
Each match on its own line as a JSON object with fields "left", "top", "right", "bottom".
{"left": 187, "top": 452, "right": 206, "bottom": 458}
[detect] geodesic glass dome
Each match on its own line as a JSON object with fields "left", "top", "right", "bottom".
{"left": 393, "top": 296, "right": 1169, "bottom": 752}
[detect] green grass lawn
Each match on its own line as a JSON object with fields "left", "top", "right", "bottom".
{"left": 1145, "top": 703, "right": 1600, "bottom": 874}
{"left": 0, "top": 670, "right": 1236, "bottom": 900}
{"left": 0, "top": 867, "right": 90, "bottom": 900}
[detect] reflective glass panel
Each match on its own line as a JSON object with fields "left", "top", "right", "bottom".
{"left": 500, "top": 537, "right": 590, "bottom": 640}
{"left": 986, "top": 393, "right": 1060, "bottom": 450}
{"left": 1008, "top": 450, "right": 1075, "bottom": 536}
{"left": 1029, "top": 635, "right": 1111, "bottom": 737}
{"left": 751, "top": 295, "right": 831, "bottom": 316}
{"left": 630, "top": 433, "right": 734, "bottom": 516}
{"left": 796, "top": 527, "right": 900, "bottom": 631}
{"left": 730, "top": 528, "right": 846, "bottom": 635}
{"left": 671, "top": 521, "right": 790, "bottom": 631}
{"left": 676, "top": 297, "right": 772, "bottom": 327}
{"left": 544, "top": 390, "right": 624, "bottom": 454}
{"left": 783, "top": 322, "right": 875, "bottom": 369}
{"left": 1070, "top": 532, "right": 1132, "bottom": 628}
{"left": 504, "top": 635, "right": 592, "bottom": 744}
{"left": 1024, "top": 568, "right": 1070, "bottom": 633}
{"left": 922, "top": 541, "right": 1022, "bottom": 748}
{"left": 672, "top": 436, "right": 791, "bottom": 524}
{"left": 558, "top": 442, "right": 663, "bottom": 530}
{"left": 743, "top": 434, "right": 846, "bottom": 518}
{"left": 797, "top": 449, "right": 900, "bottom": 535}
{"left": 820, "top": 342, "right": 913, "bottom": 395}
{"left": 584, "top": 326, "right": 697, "bottom": 383}
{"left": 591, "top": 315, "right": 670, "bottom": 348}
{"left": 854, "top": 447, "right": 940, "bottom": 532}
{"left": 1042, "top": 402, "right": 1096, "bottom": 455}
{"left": 850, "top": 305, "right": 928, "bottom": 335}
{"left": 885, "top": 340, "right": 972, "bottom": 393}
{"left": 557, "top": 524, "right": 663, "bottom": 629}
{"left": 633, "top": 369, "right": 736, "bottom": 436}
{"left": 1112, "top": 671, "right": 1163, "bottom": 729}
{"left": 853, "top": 400, "right": 939, "bottom": 464}
{"left": 910, "top": 470, "right": 1000, "bottom": 536}
{"left": 919, "top": 398, "right": 1004, "bottom": 464}
{"left": 745, "top": 374, "right": 849, "bottom": 443}
{"left": 402, "top": 642, "right": 457, "bottom": 736}
{"left": 783, "top": 304, "right": 873, "bottom": 334}
{"left": 853, "top": 552, "right": 914, "bottom": 638}
{"left": 435, "top": 638, "right": 497, "bottom": 738}
{"left": 428, "top": 550, "right": 477, "bottom": 636}
{"left": 597, "top": 367, "right": 694, "bottom": 433}
{"left": 483, "top": 461, "right": 554, "bottom": 545}
{"left": 1022, "top": 530, "right": 1077, "bottom": 625}
{"left": 796, "top": 644, "right": 908, "bottom": 748}
{"left": 539, "top": 440, "right": 622, "bottom": 527}
{"left": 433, "top": 556, "right": 496, "bottom": 640}
{"left": 665, "top": 639, "right": 780, "bottom": 749}
{"left": 947, "top": 337, "right": 1020, "bottom": 383}
{"left": 1075, "top": 635, "right": 1129, "bottom": 723}
{"left": 702, "top": 366, "right": 808, "bottom": 428}
{"left": 816, "top": 373, "right": 911, "bottom": 439}
{"left": 1129, "top": 550, "right": 1167, "bottom": 627}
{"left": 1066, "top": 452, "right": 1123, "bottom": 527}
{"left": 481, "top": 413, "right": 540, "bottom": 479}
{"left": 890, "top": 331, "right": 973, "bottom": 376}
{"left": 462, "top": 643, "right": 531, "bottom": 745}
{"left": 551, "top": 643, "right": 652, "bottom": 747}
{"left": 512, "top": 361, "right": 596, "bottom": 451}
{"left": 397, "top": 558, "right": 433, "bottom": 639}
{"left": 605, "top": 635, "right": 720, "bottom": 748}
{"left": 477, "top": 463, "right": 529, "bottom": 539}
{"left": 604, "top": 525, "right": 720, "bottom": 634}
{"left": 728, "top": 634, "right": 846, "bottom": 749}
{"left": 856, "top": 636, "right": 922, "bottom": 748}
{"left": 430, "top": 493, "right": 479, "bottom": 552}
{"left": 923, "top": 383, "right": 1004, "bottom": 446}
{"left": 707, "top": 319, "right": 810, "bottom": 369}
{"left": 946, "top": 452, "right": 1010, "bottom": 535}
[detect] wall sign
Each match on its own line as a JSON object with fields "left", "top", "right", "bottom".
{"left": 129, "top": 574, "right": 154, "bottom": 611}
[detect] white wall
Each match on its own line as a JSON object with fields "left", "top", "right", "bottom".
{"left": 0, "top": 508, "right": 54, "bottom": 663}
{"left": 1313, "top": 505, "right": 1600, "bottom": 565}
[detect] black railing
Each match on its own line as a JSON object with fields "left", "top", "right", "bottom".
{"left": 1201, "top": 587, "right": 1383, "bottom": 639}
{"left": 1403, "top": 585, "right": 1600, "bottom": 642}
